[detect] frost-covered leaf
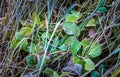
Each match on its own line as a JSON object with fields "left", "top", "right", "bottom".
{"left": 59, "top": 44, "right": 68, "bottom": 51}
{"left": 88, "top": 44, "right": 102, "bottom": 58}
{"left": 73, "top": 57, "right": 85, "bottom": 68}
{"left": 86, "top": 18, "right": 95, "bottom": 27}
{"left": 15, "top": 32, "right": 24, "bottom": 40}
{"left": 26, "top": 55, "right": 36, "bottom": 67}
{"left": 91, "top": 71, "right": 100, "bottom": 77}
{"left": 32, "top": 12, "right": 40, "bottom": 26}
{"left": 41, "top": 32, "right": 51, "bottom": 40}
{"left": 51, "top": 37, "right": 59, "bottom": 52}
{"left": 44, "top": 68, "right": 54, "bottom": 76}
{"left": 80, "top": 39, "right": 90, "bottom": 48}
{"left": 53, "top": 72, "right": 60, "bottom": 77}
{"left": 84, "top": 58, "right": 95, "bottom": 71}
{"left": 97, "top": 7, "right": 107, "bottom": 13}
{"left": 99, "top": 64, "right": 105, "bottom": 75}
{"left": 20, "top": 27, "right": 32, "bottom": 36}
{"left": 35, "top": 42, "right": 44, "bottom": 53}
{"left": 71, "top": 41, "right": 81, "bottom": 56}
{"left": 64, "top": 36, "right": 78, "bottom": 46}
{"left": 63, "top": 22, "right": 80, "bottom": 36}
{"left": 27, "top": 43, "right": 36, "bottom": 53}
{"left": 10, "top": 37, "right": 20, "bottom": 49}
{"left": 65, "top": 11, "right": 82, "bottom": 23}
{"left": 20, "top": 39, "right": 28, "bottom": 50}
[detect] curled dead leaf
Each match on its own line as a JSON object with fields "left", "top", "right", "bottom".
{"left": 62, "top": 57, "right": 82, "bottom": 76}
{"left": 88, "top": 29, "right": 96, "bottom": 38}
{"left": 62, "top": 64, "right": 82, "bottom": 76}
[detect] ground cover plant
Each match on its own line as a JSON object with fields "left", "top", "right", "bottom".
{"left": 0, "top": 0, "right": 120, "bottom": 77}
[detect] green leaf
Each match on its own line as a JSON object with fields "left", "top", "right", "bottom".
{"left": 97, "top": 7, "right": 107, "bottom": 13}
{"left": 88, "top": 44, "right": 102, "bottom": 58}
{"left": 63, "top": 22, "right": 80, "bottom": 36}
{"left": 52, "top": 37, "right": 59, "bottom": 52}
{"left": 73, "top": 57, "right": 86, "bottom": 74}
{"left": 41, "top": 32, "right": 51, "bottom": 40}
{"left": 53, "top": 71, "right": 60, "bottom": 77}
{"left": 80, "top": 39, "right": 90, "bottom": 48}
{"left": 35, "top": 42, "right": 44, "bottom": 53}
{"left": 26, "top": 55, "right": 36, "bottom": 67}
{"left": 20, "top": 27, "right": 32, "bottom": 36}
{"left": 71, "top": 41, "right": 81, "bottom": 56}
{"left": 15, "top": 32, "right": 24, "bottom": 40}
{"left": 45, "top": 56, "right": 51, "bottom": 63}
{"left": 44, "top": 68, "right": 54, "bottom": 76}
{"left": 59, "top": 36, "right": 68, "bottom": 45}
{"left": 86, "top": 18, "right": 95, "bottom": 27}
{"left": 10, "top": 37, "right": 20, "bottom": 49}
{"left": 99, "top": 64, "right": 105, "bottom": 74}
{"left": 51, "top": 36, "right": 59, "bottom": 52}
{"left": 65, "top": 11, "right": 82, "bottom": 23}
{"left": 91, "top": 71, "right": 100, "bottom": 77}
{"left": 59, "top": 44, "right": 68, "bottom": 51}
{"left": 73, "top": 56, "right": 85, "bottom": 66}
{"left": 27, "top": 43, "right": 36, "bottom": 53}
{"left": 20, "top": 39, "right": 28, "bottom": 50}
{"left": 64, "top": 36, "right": 78, "bottom": 46}
{"left": 32, "top": 13, "right": 40, "bottom": 26}
{"left": 84, "top": 58, "right": 95, "bottom": 71}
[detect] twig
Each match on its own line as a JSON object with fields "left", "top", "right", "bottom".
{"left": 37, "top": 19, "right": 63, "bottom": 76}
